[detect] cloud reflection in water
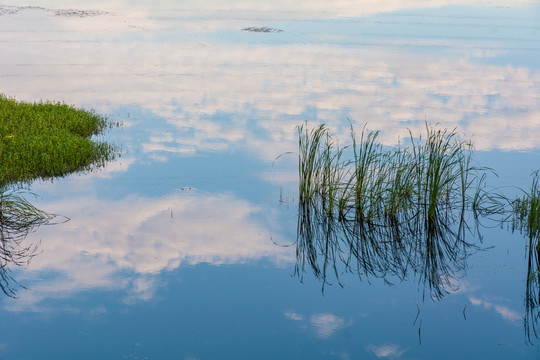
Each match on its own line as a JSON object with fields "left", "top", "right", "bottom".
{"left": 366, "top": 344, "right": 406, "bottom": 359}
{"left": 1, "top": 2, "right": 539, "bottom": 170}
{"left": 5, "top": 189, "right": 292, "bottom": 311}
{"left": 284, "top": 311, "right": 349, "bottom": 339}
{"left": 468, "top": 296, "right": 521, "bottom": 323}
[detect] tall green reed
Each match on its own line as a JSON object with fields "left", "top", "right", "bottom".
{"left": 293, "top": 122, "right": 487, "bottom": 225}
{"left": 288, "top": 121, "right": 491, "bottom": 298}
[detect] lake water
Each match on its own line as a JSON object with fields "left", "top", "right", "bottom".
{"left": 1, "top": 1, "right": 540, "bottom": 358}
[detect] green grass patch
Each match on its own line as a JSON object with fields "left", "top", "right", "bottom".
{"left": 0, "top": 94, "right": 118, "bottom": 187}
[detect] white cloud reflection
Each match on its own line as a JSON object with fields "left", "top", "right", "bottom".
{"left": 366, "top": 344, "right": 406, "bottom": 359}
{"left": 5, "top": 190, "right": 292, "bottom": 312}
{"left": 310, "top": 313, "right": 347, "bottom": 339}
{"left": 0, "top": 2, "right": 539, "bottom": 167}
{"left": 284, "top": 311, "right": 304, "bottom": 322}
{"left": 284, "top": 311, "right": 349, "bottom": 339}
{"left": 468, "top": 296, "right": 522, "bottom": 323}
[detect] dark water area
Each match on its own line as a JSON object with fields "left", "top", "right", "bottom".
{"left": 1, "top": 1, "right": 540, "bottom": 359}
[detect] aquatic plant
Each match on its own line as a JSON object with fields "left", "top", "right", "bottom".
{"left": 293, "top": 122, "right": 491, "bottom": 224}
{"left": 0, "top": 94, "right": 119, "bottom": 187}
{"left": 0, "top": 188, "right": 57, "bottom": 297}
{"left": 348, "top": 123, "right": 387, "bottom": 221}
{"left": 286, "top": 122, "right": 492, "bottom": 298}
{"left": 509, "top": 171, "right": 540, "bottom": 342}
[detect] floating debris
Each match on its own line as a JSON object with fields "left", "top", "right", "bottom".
{"left": 0, "top": 5, "right": 19, "bottom": 16}
{"left": 54, "top": 9, "right": 110, "bottom": 17}
{"left": 242, "top": 27, "right": 283, "bottom": 33}
{"left": 0, "top": 5, "right": 46, "bottom": 15}
{"left": 0, "top": 5, "right": 109, "bottom": 18}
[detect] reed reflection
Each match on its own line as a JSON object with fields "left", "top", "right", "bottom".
{"left": 295, "top": 188, "right": 482, "bottom": 300}
{"left": 0, "top": 188, "right": 55, "bottom": 297}
{"left": 525, "top": 238, "right": 540, "bottom": 344}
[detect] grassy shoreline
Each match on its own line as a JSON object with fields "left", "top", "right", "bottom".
{"left": 0, "top": 94, "right": 118, "bottom": 187}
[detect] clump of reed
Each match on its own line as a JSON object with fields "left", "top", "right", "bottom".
{"left": 0, "top": 187, "right": 57, "bottom": 297}
{"left": 0, "top": 94, "right": 119, "bottom": 187}
{"left": 289, "top": 122, "right": 491, "bottom": 298}
{"left": 294, "top": 122, "right": 488, "bottom": 225}
{"left": 511, "top": 171, "right": 540, "bottom": 242}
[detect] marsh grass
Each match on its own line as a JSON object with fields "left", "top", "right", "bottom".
{"left": 0, "top": 188, "right": 57, "bottom": 297}
{"left": 293, "top": 122, "right": 489, "bottom": 224}
{"left": 286, "top": 122, "right": 495, "bottom": 298}
{"left": 513, "top": 171, "right": 540, "bottom": 240}
{"left": 0, "top": 94, "right": 118, "bottom": 187}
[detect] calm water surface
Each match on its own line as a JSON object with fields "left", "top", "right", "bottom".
{"left": 1, "top": 1, "right": 540, "bottom": 358}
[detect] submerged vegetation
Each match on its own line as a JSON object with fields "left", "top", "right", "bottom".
{"left": 0, "top": 94, "right": 118, "bottom": 187}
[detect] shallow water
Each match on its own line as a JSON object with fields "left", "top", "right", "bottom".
{"left": 1, "top": 1, "right": 540, "bottom": 359}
